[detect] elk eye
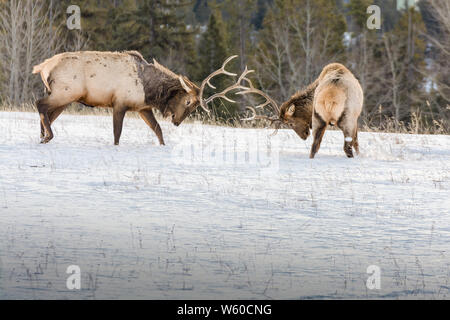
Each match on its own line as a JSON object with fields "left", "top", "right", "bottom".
{"left": 186, "top": 100, "right": 191, "bottom": 106}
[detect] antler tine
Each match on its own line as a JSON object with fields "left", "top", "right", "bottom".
{"left": 236, "top": 76, "right": 280, "bottom": 115}
{"left": 203, "top": 66, "right": 255, "bottom": 105}
{"left": 199, "top": 55, "right": 239, "bottom": 113}
{"left": 221, "top": 55, "right": 240, "bottom": 75}
{"left": 242, "top": 106, "right": 282, "bottom": 123}
{"left": 198, "top": 57, "right": 280, "bottom": 123}
{"left": 236, "top": 71, "right": 282, "bottom": 136}
{"left": 206, "top": 56, "right": 238, "bottom": 89}
{"left": 241, "top": 107, "right": 283, "bottom": 137}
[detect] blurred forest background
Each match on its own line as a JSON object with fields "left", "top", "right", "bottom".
{"left": 0, "top": 0, "right": 449, "bottom": 133}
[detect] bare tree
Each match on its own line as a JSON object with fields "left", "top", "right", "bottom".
{"left": 0, "top": 0, "right": 63, "bottom": 104}
{"left": 383, "top": 34, "right": 402, "bottom": 123}
{"left": 426, "top": 0, "right": 450, "bottom": 102}
{"left": 251, "top": 0, "right": 346, "bottom": 105}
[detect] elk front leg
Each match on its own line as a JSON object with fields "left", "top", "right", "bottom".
{"left": 309, "top": 113, "right": 327, "bottom": 159}
{"left": 113, "top": 107, "right": 128, "bottom": 145}
{"left": 139, "top": 109, "right": 165, "bottom": 145}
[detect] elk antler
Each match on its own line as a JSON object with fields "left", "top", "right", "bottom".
{"left": 235, "top": 72, "right": 283, "bottom": 135}
{"left": 237, "top": 78, "right": 280, "bottom": 119}
{"left": 199, "top": 55, "right": 245, "bottom": 113}
{"left": 199, "top": 56, "right": 282, "bottom": 136}
{"left": 241, "top": 106, "right": 283, "bottom": 137}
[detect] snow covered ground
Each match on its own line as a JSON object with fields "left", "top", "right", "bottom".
{"left": 0, "top": 111, "right": 449, "bottom": 300}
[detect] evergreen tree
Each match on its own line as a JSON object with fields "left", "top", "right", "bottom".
{"left": 389, "top": 7, "right": 427, "bottom": 119}
{"left": 68, "top": 0, "right": 128, "bottom": 51}
{"left": 127, "top": 0, "right": 199, "bottom": 77}
{"left": 252, "top": 0, "right": 270, "bottom": 30}
{"left": 346, "top": 0, "right": 373, "bottom": 31}
{"left": 373, "top": 0, "right": 400, "bottom": 31}
{"left": 193, "top": 0, "right": 211, "bottom": 24}
{"left": 198, "top": 9, "right": 238, "bottom": 121}
{"left": 198, "top": 9, "right": 229, "bottom": 79}
{"left": 221, "top": 0, "right": 257, "bottom": 71}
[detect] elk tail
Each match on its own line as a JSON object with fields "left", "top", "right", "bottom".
{"left": 322, "top": 69, "right": 344, "bottom": 87}
{"left": 32, "top": 61, "right": 52, "bottom": 93}
{"left": 32, "top": 54, "right": 65, "bottom": 93}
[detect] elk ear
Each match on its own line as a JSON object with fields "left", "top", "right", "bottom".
{"left": 286, "top": 104, "right": 295, "bottom": 117}
{"left": 179, "top": 76, "right": 192, "bottom": 93}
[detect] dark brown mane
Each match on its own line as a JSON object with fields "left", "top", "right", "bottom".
{"left": 280, "top": 80, "right": 318, "bottom": 126}
{"left": 134, "top": 60, "right": 186, "bottom": 113}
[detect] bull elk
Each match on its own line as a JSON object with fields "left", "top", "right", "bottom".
{"left": 32, "top": 51, "right": 243, "bottom": 145}
{"left": 242, "top": 63, "right": 364, "bottom": 158}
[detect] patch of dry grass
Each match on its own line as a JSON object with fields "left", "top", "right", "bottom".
{"left": 0, "top": 101, "right": 113, "bottom": 116}
{"left": 1, "top": 101, "right": 448, "bottom": 135}
{"left": 362, "top": 111, "right": 449, "bottom": 135}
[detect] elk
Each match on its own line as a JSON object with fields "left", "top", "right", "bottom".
{"left": 32, "top": 51, "right": 243, "bottom": 145}
{"left": 242, "top": 63, "right": 364, "bottom": 158}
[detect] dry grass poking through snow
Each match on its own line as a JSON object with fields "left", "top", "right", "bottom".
{"left": 1, "top": 101, "right": 448, "bottom": 135}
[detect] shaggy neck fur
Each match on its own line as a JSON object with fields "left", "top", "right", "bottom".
{"left": 281, "top": 80, "right": 319, "bottom": 127}
{"left": 133, "top": 57, "right": 185, "bottom": 113}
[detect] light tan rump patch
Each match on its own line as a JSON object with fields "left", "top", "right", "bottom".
{"left": 314, "top": 85, "right": 346, "bottom": 124}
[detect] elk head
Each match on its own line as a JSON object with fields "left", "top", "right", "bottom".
{"left": 170, "top": 76, "right": 201, "bottom": 126}
{"left": 239, "top": 77, "right": 314, "bottom": 140}
{"left": 277, "top": 101, "right": 311, "bottom": 140}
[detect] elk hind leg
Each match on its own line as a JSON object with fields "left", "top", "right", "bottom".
{"left": 36, "top": 98, "right": 54, "bottom": 144}
{"left": 139, "top": 109, "right": 165, "bottom": 145}
{"left": 48, "top": 106, "right": 67, "bottom": 125}
{"left": 37, "top": 86, "right": 78, "bottom": 143}
{"left": 338, "top": 113, "right": 358, "bottom": 158}
{"left": 353, "top": 129, "right": 360, "bottom": 155}
{"left": 309, "top": 113, "right": 328, "bottom": 159}
{"left": 40, "top": 122, "right": 45, "bottom": 140}
{"left": 40, "top": 106, "right": 67, "bottom": 140}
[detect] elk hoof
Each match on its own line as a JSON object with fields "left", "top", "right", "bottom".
{"left": 345, "top": 151, "right": 354, "bottom": 158}
{"left": 41, "top": 133, "right": 54, "bottom": 144}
